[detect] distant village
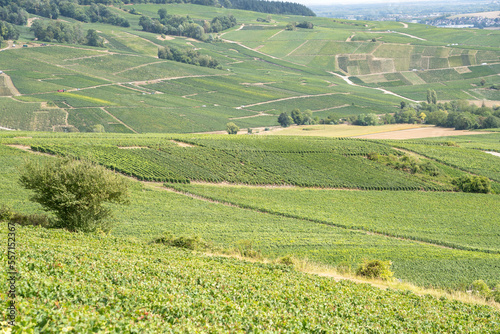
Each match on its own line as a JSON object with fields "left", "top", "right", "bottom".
{"left": 425, "top": 15, "right": 500, "bottom": 29}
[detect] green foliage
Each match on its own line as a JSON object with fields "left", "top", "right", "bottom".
{"left": 154, "top": 233, "right": 209, "bottom": 250}
{"left": 19, "top": 158, "right": 129, "bottom": 232}
{"left": 470, "top": 280, "right": 491, "bottom": 299}
{"left": 494, "top": 283, "right": 500, "bottom": 303}
{"left": 5, "top": 224, "right": 499, "bottom": 332}
{"left": 226, "top": 122, "right": 239, "bottom": 134}
{"left": 277, "top": 255, "right": 296, "bottom": 267}
{"left": 452, "top": 175, "right": 491, "bottom": 194}
{"left": 158, "top": 45, "right": 220, "bottom": 69}
{"left": 356, "top": 259, "right": 394, "bottom": 280}
{"left": 278, "top": 112, "right": 293, "bottom": 127}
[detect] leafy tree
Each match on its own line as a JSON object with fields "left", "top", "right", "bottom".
{"left": 277, "top": 112, "right": 293, "bottom": 127}
{"left": 158, "top": 8, "right": 167, "bottom": 20}
{"left": 19, "top": 158, "right": 129, "bottom": 232}
{"left": 452, "top": 175, "right": 491, "bottom": 194}
{"left": 291, "top": 108, "right": 303, "bottom": 125}
{"left": 226, "top": 122, "right": 239, "bottom": 134}
{"left": 85, "top": 29, "right": 104, "bottom": 47}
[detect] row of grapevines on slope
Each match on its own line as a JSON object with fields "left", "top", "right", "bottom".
{"left": 180, "top": 136, "right": 401, "bottom": 155}
{"left": 3, "top": 224, "right": 500, "bottom": 332}
{"left": 30, "top": 145, "right": 189, "bottom": 183}
{"left": 392, "top": 143, "right": 500, "bottom": 183}
{"left": 31, "top": 143, "right": 448, "bottom": 190}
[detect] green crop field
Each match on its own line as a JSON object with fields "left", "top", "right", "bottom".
{"left": 0, "top": 137, "right": 499, "bottom": 291}
{"left": 2, "top": 224, "right": 499, "bottom": 332}
{"left": 0, "top": 1, "right": 499, "bottom": 328}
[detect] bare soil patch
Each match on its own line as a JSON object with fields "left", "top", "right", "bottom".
{"left": 354, "top": 127, "right": 490, "bottom": 140}
{"left": 455, "top": 66, "right": 472, "bottom": 74}
{"left": 171, "top": 140, "right": 196, "bottom": 147}
{"left": 156, "top": 35, "right": 175, "bottom": 41}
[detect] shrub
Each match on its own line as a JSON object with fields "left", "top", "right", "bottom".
{"left": 154, "top": 233, "right": 208, "bottom": 251}
{"left": 0, "top": 205, "right": 14, "bottom": 221}
{"left": 226, "top": 122, "right": 239, "bottom": 135}
{"left": 452, "top": 175, "right": 491, "bottom": 194}
{"left": 19, "top": 158, "right": 129, "bottom": 233}
{"left": 356, "top": 259, "right": 393, "bottom": 280}
{"left": 471, "top": 280, "right": 491, "bottom": 299}
{"left": 277, "top": 255, "right": 295, "bottom": 267}
{"left": 10, "top": 212, "right": 51, "bottom": 227}
{"left": 493, "top": 283, "right": 500, "bottom": 303}
{"left": 235, "top": 240, "right": 261, "bottom": 259}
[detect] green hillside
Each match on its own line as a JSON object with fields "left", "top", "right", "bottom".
{"left": 0, "top": 3, "right": 498, "bottom": 133}
{"left": 2, "top": 224, "right": 499, "bottom": 332}
{"left": 1, "top": 132, "right": 500, "bottom": 290}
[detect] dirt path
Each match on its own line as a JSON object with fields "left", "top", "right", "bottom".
{"left": 286, "top": 40, "right": 308, "bottom": 57}
{"left": 485, "top": 151, "right": 500, "bottom": 157}
{"left": 64, "top": 52, "right": 115, "bottom": 62}
{"left": 268, "top": 29, "right": 284, "bottom": 40}
{"left": 400, "top": 22, "right": 409, "bottom": 28}
{"left": 113, "top": 60, "right": 165, "bottom": 75}
{"left": 0, "top": 40, "right": 12, "bottom": 51}
{"left": 0, "top": 73, "right": 21, "bottom": 96}
{"left": 220, "top": 23, "right": 245, "bottom": 37}
{"left": 235, "top": 92, "right": 341, "bottom": 109}
{"left": 329, "top": 72, "right": 419, "bottom": 103}
{"left": 367, "top": 30, "right": 426, "bottom": 41}
{"left": 229, "top": 112, "right": 273, "bottom": 120}
{"left": 100, "top": 107, "right": 138, "bottom": 134}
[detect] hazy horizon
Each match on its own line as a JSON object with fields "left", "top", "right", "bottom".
{"left": 296, "top": 0, "right": 464, "bottom": 6}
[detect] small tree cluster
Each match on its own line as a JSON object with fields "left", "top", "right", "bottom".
{"left": 352, "top": 113, "right": 379, "bottom": 126}
{"left": 140, "top": 12, "right": 236, "bottom": 41}
{"left": 290, "top": 108, "right": 314, "bottom": 125}
{"left": 396, "top": 99, "right": 500, "bottom": 130}
{"left": 158, "top": 45, "right": 220, "bottom": 69}
{"left": 426, "top": 89, "right": 438, "bottom": 105}
{"left": 296, "top": 21, "right": 314, "bottom": 29}
{"left": 0, "top": 21, "right": 19, "bottom": 41}
{"left": 30, "top": 20, "right": 104, "bottom": 47}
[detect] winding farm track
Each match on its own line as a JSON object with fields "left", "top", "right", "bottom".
{"left": 329, "top": 72, "right": 419, "bottom": 103}
{"left": 0, "top": 73, "right": 21, "bottom": 96}
{"left": 235, "top": 92, "right": 344, "bottom": 109}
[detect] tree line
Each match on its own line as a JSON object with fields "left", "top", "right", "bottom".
{"left": 0, "top": 1, "right": 129, "bottom": 27}
{"left": 228, "top": 0, "right": 315, "bottom": 16}
{"left": 158, "top": 45, "right": 221, "bottom": 69}
{"left": 277, "top": 98, "right": 500, "bottom": 130}
{"left": 0, "top": 21, "right": 20, "bottom": 42}
{"left": 30, "top": 20, "right": 105, "bottom": 46}
{"left": 139, "top": 10, "right": 236, "bottom": 41}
